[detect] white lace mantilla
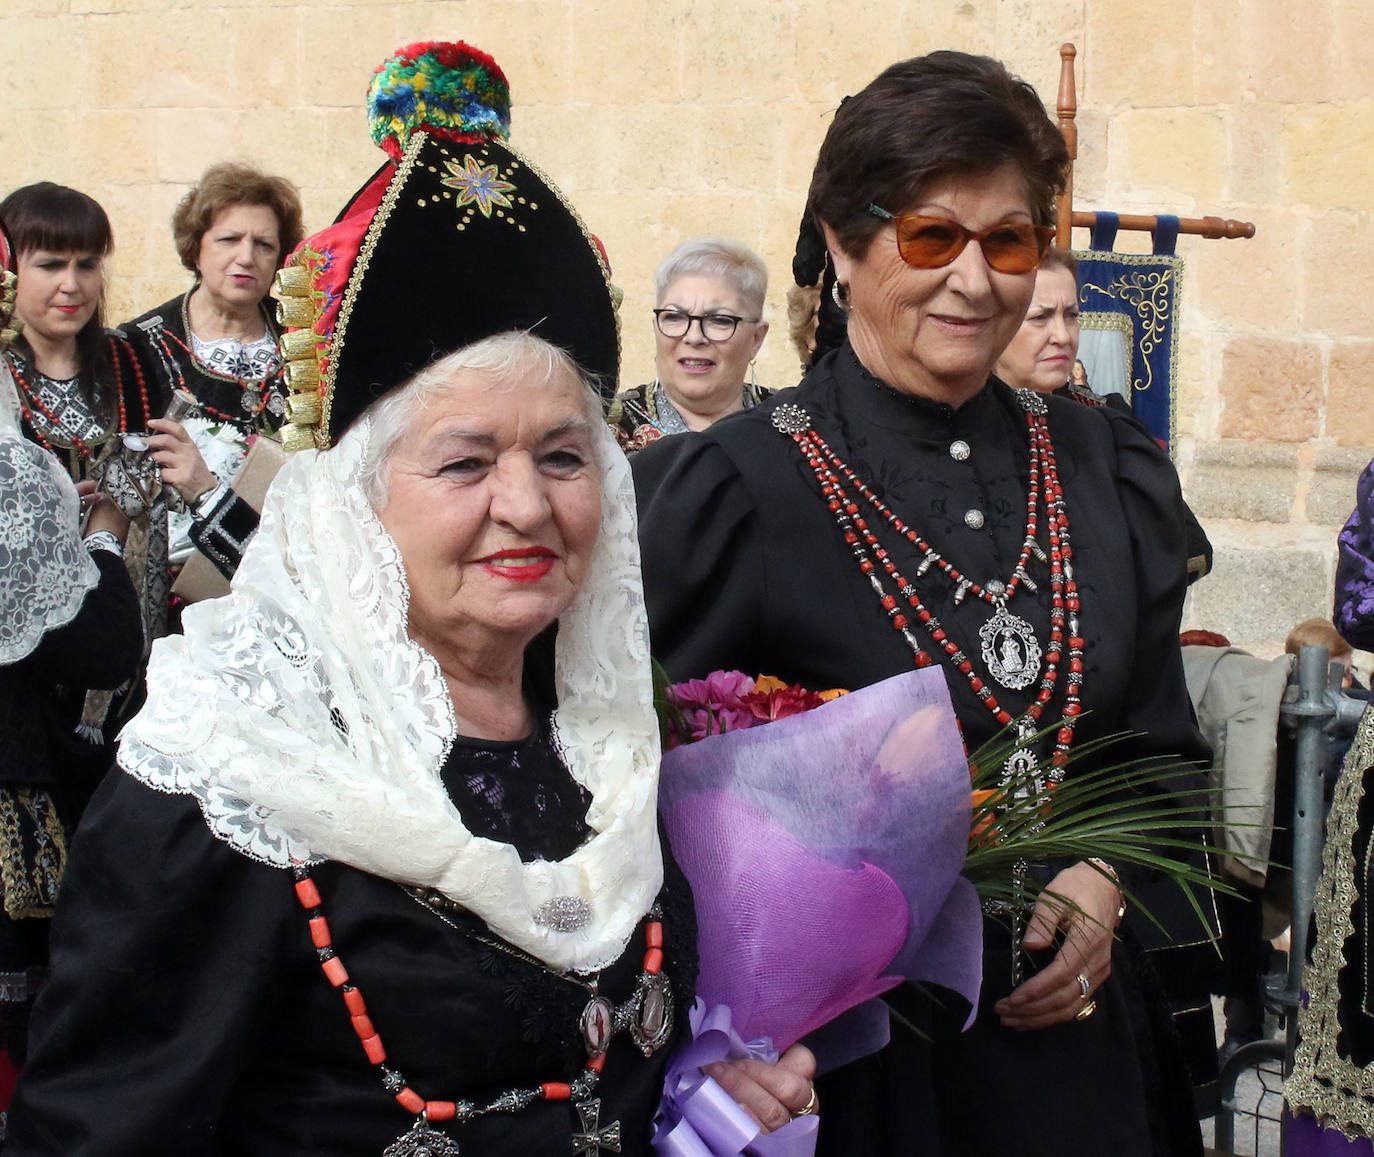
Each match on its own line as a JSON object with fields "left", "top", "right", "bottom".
{"left": 0, "top": 366, "right": 99, "bottom": 665}
{"left": 119, "top": 416, "right": 663, "bottom": 973}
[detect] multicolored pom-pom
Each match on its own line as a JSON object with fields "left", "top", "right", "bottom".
{"left": 367, "top": 41, "right": 511, "bottom": 160}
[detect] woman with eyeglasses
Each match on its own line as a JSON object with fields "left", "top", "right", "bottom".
{"left": 634, "top": 51, "right": 1208, "bottom": 1156}
{"left": 608, "top": 236, "right": 770, "bottom": 454}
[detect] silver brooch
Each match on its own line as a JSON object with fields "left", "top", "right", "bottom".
{"left": 1013, "top": 388, "right": 1048, "bottom": 416}
{"left": 771, "top": 403, "right": 811, "bottom": 435}
{"left": 534, "top": 895, "right": 591, "bottom": 932}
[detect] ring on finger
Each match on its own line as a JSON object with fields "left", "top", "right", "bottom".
{"left": 1075, "top": 999, "right": 1098, "bottom": 1021}
{"left": 792, "top": 1087, "right": 820, "bottom": 1118}
{"left": 1077, "top": 973, "right": 1091, "bottom": 1000}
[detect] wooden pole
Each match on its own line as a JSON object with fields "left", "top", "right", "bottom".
{"left": 1070, "top": 211, "right": 1256, "bottom": 240}
{"left": 1056, "top": 43, "right": 1078, "bottom": 246}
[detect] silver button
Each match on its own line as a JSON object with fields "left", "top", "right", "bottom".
{"left": 949, "top": 440, "right": 970, "bottom": 461}
{"left": 964, "top": 509, "right": 985, "bottom": 530}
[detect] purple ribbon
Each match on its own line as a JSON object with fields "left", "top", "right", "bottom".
{"left": 653, "top": 1001, "right": 819, "bottom": 1157}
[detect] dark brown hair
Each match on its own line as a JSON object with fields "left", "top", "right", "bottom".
{"left": 807, "top": 51, "right": 1069, "bottom": 259}
{"left": 0, "top": 182, "right": 114, "bottom": 386}
{"left": 171, "top": 162, "right": 304, "bottom": 273}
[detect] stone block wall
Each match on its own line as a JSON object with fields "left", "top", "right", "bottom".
{"left": 2, "top": 0, "right": 1369, "bottom": 657}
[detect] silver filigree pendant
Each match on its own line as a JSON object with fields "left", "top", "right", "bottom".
{"left": 383, "top": 1116, "right": 462, "bottom": 1157}
{"left": 1000, "top": 718, "right": 1044, "bottom": 804}
{"left": 978, "top": 606, "right": 1043, "bottom": 691}
{"left": 629, "top": 972, "right": 674, "bottom": 1057}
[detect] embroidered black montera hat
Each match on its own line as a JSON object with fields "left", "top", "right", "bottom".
{"left": 273, "top": 41, "right": 621, "bottom": 451}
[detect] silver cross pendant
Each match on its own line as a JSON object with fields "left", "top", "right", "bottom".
{"left": 571, "top": 1098, "right": 623, "bottom": 1155}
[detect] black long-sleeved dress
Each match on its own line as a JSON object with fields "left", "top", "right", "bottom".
{"left": 0, "top": 549, "right": 142, "bottom": 1071}
{"left": 6, "top": 724, "right": 696, "bottom": 1156}
{"left": 633, "top": 344, "right": 1210, "bottom": 1157}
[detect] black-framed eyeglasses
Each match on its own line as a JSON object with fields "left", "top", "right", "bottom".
{"left": 653, "top": 309, "right": 757, "bottom": 342}
{"left": 866, "top": 204, "right": 1054, "bottom": 274}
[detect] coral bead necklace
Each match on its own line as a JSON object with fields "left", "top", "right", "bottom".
{"left": 771, "top": 388, "right": 1085, "bottom": 774}
{"left": 5, "top": 340, "right": 151, "bottom": 461}
{"left": 292, "top": 866, "right": 673, "bottom": 1156}
{"left": 157, "top": 328, "right": 285, "bottom": 428}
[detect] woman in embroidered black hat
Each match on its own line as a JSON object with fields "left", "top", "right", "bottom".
{"left": 6, "top": 42, "right": 813, "bottom": 1156}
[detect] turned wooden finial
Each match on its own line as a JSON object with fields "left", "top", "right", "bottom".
{"left": 1055, "top": 44, "right": 1078, "bottom": 244}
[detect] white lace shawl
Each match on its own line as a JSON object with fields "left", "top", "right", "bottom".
{"left": 0, "top": 365, "right": 99, "bottom": 665}
{"left": 119, "top": 417, "right": 663, "bottom": 973}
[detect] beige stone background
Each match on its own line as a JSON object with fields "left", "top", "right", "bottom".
{"left": 3, "top": 0, "right": 1370, "bottom": 658}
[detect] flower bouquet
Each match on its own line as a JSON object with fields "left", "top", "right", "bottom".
{"left": 653, "top": 667, "right": 979, "bottom": 1155}
{"left": 651, "top": 668, "right": 1225, "bottom": 1156}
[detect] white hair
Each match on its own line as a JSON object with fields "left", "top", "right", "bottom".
{"left": 357, "top": 331, "right": 603, "bottom": 508}
{"left": 653, "top": 235, "right": 768, "bottom": 318}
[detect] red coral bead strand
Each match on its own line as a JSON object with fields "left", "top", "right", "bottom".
{"left": 6, "top": 353, "right": 96, "bottom": 460}
{"left": 291, "top": 866, "right": 665, "bottom": 1132}
{"left": 781, "top": 396, "right": 1087, "bottom": 768}
{"left": 159, "top": 329, "right": 281, "bottom": 426}
{"left": 792, "top": 429, "right": 1017, "bottom": 727}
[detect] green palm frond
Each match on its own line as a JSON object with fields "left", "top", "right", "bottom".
{"left": 964, "top": 719, "right": 1256, "bottom": 930}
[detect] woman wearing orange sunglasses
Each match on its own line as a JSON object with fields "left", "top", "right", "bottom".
{"left": 634, "top": 50, "right": 1208, "bottom": 1157}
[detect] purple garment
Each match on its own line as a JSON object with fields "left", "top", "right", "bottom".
{"left": 1335, "top": 456, "right": 1374, "bottom": 649}
{"left": 1289, "top": 1111, "right": 1374, "bottom": 1156}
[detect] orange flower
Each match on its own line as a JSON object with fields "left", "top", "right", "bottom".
{"left": 969, "top": 788, "right": 1001, "bottom": 847}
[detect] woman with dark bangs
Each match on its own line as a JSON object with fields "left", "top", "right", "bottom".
{"left": 0, "top": 183, "right": 159, "bottom": 482}
{"left": 1, "top": 182, "right": 170, "bottom": 718}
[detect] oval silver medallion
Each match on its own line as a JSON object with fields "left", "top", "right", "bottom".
{"left": 630, "top": 973, "right": 675, "bottom": 1056}
{"left": 978, "top": 606, "right": 1043, "bottom": 691}
{"left": 580, "top": 995, "right": 614, "bottom": 1055}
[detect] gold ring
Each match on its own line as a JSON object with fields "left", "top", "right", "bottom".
{"left": 793, "top": 1087, "right": 820, "bottom": 1117}
{"left": 1075, "top": 999, "right": 1098, "bottom": 1021}
{"left": 1077, "top": 973, "right": 1091, "bottom": 999}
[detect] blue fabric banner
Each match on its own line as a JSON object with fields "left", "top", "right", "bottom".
{"left": 1073, "top": 225, "right": 1184, "bottom": 449}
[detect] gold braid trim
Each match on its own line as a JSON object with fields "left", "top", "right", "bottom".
{"left": 1288, "top": 703, "right": 1374, "bottom": 1136}
{"left": 0, "top": 269, "right": 20, "bottom": 347}
{"left": 0, "top": 786, "right": 69, "bottom": 920}
{"left": 317, "top": 130, "right": 428, "bottom": 450}
{"left": 502, "top": 139, "right": 623, "bottom": 386}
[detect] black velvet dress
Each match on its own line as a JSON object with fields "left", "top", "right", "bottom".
{"left": 7, "top": 727, "right": 696, "bottom": 1156}
{"left": 632, "top": 344, "right": 1210, "bottom": 1157}
{"left": 0, "top": 551, "right": 142, "bottom": 1069}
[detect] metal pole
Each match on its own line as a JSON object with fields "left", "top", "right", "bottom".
{"left": 1284, "top": 644, "right": 1331, "bottom": 1078}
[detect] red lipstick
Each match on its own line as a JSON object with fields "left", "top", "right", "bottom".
{"left": 476, "top": 546, "right": 557, "bottom": 583}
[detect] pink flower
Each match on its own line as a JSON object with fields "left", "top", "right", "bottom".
{"left": 665, "top": 671, "right": 758, "bottom": 744}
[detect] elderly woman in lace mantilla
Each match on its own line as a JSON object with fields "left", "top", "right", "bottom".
{"left": 7, "top": 42, "right": 813, "bottom": 1157}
